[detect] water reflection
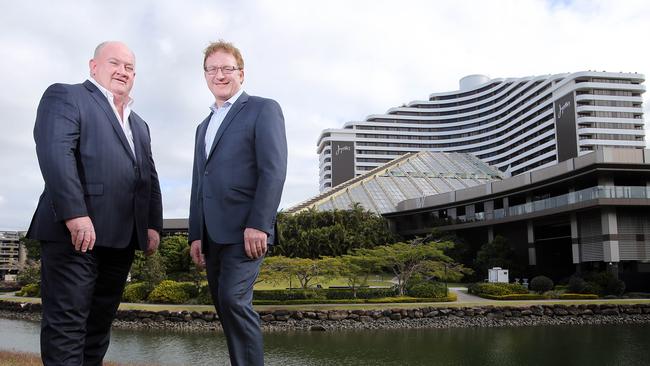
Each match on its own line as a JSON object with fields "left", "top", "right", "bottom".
{"left": 1, "top": 318, "right": 648, "bottom": 366}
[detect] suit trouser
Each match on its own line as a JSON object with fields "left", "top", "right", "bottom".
{"left": 204, "top": 240, "right": 265, "bottom": 366}
{"left": 40, "top": 240, "right": 135, "bottom": 366}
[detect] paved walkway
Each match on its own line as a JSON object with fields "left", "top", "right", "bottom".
{"left": 449, "top": 287, "right": 490, "bottom": 303}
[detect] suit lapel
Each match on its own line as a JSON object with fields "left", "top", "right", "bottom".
{"left": 196, "top": 115, "right": 211, "bottom": 167}
{"left": 129, "top": 114, "right": 145, "bottom": 169}
{"left": 206, "top": 92, "right": 249, "bottom": 162}
{"left": 83, "top": 80, "right": 136, "bottom": 162}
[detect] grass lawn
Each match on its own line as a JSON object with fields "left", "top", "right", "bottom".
{"left": 0, "top": 350, "right": 152, "bottom": 366}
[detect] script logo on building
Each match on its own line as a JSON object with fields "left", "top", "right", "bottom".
{"left": 553, "top": 92, "right": 578, "bottom": 162}
{"left": 331, "top": 141, "right": 355, "bottom": 187}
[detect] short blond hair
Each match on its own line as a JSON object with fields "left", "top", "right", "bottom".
{"left": 203, "top": 40, "right": 244, "bottom": 69}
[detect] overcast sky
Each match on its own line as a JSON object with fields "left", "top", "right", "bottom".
{"left": 1, "top": 0, "right": 649, "bottom": 230}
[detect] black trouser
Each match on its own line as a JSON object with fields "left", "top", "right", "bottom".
{"left": 40, "top": 240, "right": 135, "bottom": 366}
{"left": 204, "top": 240, "right": 265, "bottom": 366}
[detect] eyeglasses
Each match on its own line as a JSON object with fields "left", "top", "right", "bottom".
{"left": 204, "top": 66, "right": 240, "bottom": 75}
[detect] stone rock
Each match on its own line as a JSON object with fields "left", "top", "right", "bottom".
{"left": 291, "top": 311, "right": 304, "bottom": 320}
{"left": 390, "top": 313, "right": 402, "bottom": 321}
{"left": 310, "top": 325, "right": 326, "bottom": 331}
{"left": 553, "top": 308, "right": 569, "bottom": 316}
{"left": 359, "top": 316, "right": 372, "bottom": 323}
{"left": 425, "top": 311, "right": 439, "bottom": 318}
{"left": 602, "top": 308, "right": 619, "bottom": 316}
{"left": 275, "top": 314, "right": 291, "bottom": 321}
{"left": 260, "top": 314, "right": 275, "bottom": 322}
{"left": 328, "top": 311, "right": 349, "bottom": 321}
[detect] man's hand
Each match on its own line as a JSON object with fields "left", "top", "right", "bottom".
{"left": 244, "top": 227, "right": 267, "bottom": 259}
{"left": 190, "top": 240, "right": 205, "bottom": 269}
{"left": 145, "top": 229, "right": 160, "bottom": 256}
{"left": 65, "top": 216, "right": 96, "bottom": 252}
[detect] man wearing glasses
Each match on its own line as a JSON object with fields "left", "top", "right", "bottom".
{"left": 188, "top": 40, "right": 287, "bottom": 366}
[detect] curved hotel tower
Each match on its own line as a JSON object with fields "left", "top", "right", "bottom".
{"left": 318, "top": 72, "right": 645, "bottom": 192}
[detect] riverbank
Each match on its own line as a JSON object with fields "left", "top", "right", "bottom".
{"left": 2, "top": 299, "right": 649, "bottom": 333}
{"left": 0, "top": 350, "right": 152, "bottom": 366}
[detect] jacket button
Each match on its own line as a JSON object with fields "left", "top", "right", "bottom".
{"left": 204, "top": 171, "right": 209, "bottom": 176}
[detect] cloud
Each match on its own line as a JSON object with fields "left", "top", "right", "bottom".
{"left": 1, "top": 0, "right": 649, "bottom": 229}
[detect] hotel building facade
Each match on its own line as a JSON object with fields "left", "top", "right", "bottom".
{"left": 318, "top": 71, "right": 645, "bottom": 191}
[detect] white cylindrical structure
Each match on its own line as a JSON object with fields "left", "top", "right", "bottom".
{"left": 459, "top": 74, "right": 490, "bottom": 90}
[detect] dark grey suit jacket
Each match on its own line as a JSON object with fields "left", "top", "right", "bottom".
{"left": 188, "top": 92, "right": 287, "bottom": 246}
{"left": 27, "top": 81, "right": 163, "bottom": 249}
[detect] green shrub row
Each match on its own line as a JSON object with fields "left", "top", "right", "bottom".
{"left": 252, "top": 294, "right": 456, "bottom": 305}
{"left": 16, "top": 283, "right": 40, "bottom": 297}
{"left": 559, "top": 293, "right": 599, "bottom": 300}
{"left": 122, "top": 281, "right": 199, "bottom": 304}
{"left": 468, "top": 282, "right": 528, "bottom": 296}
{"left": 480, "top": 293, "right": 547, "bottom": 300}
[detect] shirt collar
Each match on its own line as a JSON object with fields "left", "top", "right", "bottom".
{"left": 209, "top": 88, "right": 244, "bottom": 113}
{"left": 88, "top": 77, "right": 134, "bottom": 108}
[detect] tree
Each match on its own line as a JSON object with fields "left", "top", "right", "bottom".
{"left": 17, "top": 261, "right": 41, "bottom": 286}
{"left": 259, "top": 255, "right": 333, "bottom": 290}
{"left": 473, "top": 236, "right": 515, "bottom": 278}
{"left": 355, "top": 240, "right": 470, "bottom": 296}
{"left": 20, "top": 237, "right": 41, "bottom": 261}
{"left": 322, "top": 254, "right": 379, "bottom": 297}
{"left": 130, "top": 252, "right": 167, "bottom": 291}
{"left": 275, "top": 204, "right": 398, "bottom": 258}
{"left": 158, "top": 234, "right": 191, "bottom": 275}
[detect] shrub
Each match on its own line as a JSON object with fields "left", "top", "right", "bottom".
{"left": 123, "top": 282, "right": 149, "bottom": 303}
{"left": 559, "top": 293, "right": 599, "bottom": 300}
{"left": 147, "top": 280, "right": 189, "bottom": 304}
{"left": 407, "top": 282, "right": 447, "bottom": 298}
{"left": 482, "top": 293, "right": 546, "bottom": 300}
{"left": 468, "top": 282, "right": 528, "bottom": 296}
{"left": 179, "top": 282, "right": 199, "bottom": 298}
{"left": 253, "top": 289, "right": 323, "bottom": 301}
{"left": 16, "top": 283, "right": 40, "bottom": 297}
{"left": 586, "top": 271, "right": 626, "bottom": 296}
{"left": 16, "top": 263, "right": 41, "bottom": 286}
{"left": 567, "top": 276, "right": 587, "bottom": 293}
{"left": 529, "top": 276, "right": 554, "bottom": 294}
{"left": 582, "top": 282, "right": 601, "bottom": 295}
{"left": 324, "top": 288, "right": 396, "bottom": 300}
{"left": 197, "top": 284, "right": 213, "bottom": 305}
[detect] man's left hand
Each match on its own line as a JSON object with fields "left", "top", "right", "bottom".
{"left": 145, "top": 229, "right": 160, "bottom": 256}
{"left": 244, "top": 228, "right": 267, "bottom": 259}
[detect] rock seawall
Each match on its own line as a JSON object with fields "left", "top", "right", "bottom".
{"left": 2, "top": 300, "right": 649, "bottom": 332}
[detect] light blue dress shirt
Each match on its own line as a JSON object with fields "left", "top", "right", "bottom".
{"left": 204, "top": 89, "right": 245, "bottom": 158}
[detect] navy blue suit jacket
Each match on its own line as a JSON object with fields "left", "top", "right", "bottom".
{"left": 189, "top": 92, "right": 287, "bottom": 246}
{"left": 27, "top": 81, "right": 163, "bottom": 249}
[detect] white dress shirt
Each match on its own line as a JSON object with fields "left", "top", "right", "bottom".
{"left": 88, "top": 78, "right": 136, "bottom": 157}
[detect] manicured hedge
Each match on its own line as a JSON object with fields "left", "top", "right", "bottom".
{"left": 179, "top": 282, "right": 199, "bottom": 298}
{"left": 16, "top": 283, "right": 40, "bottom": 297}
{"left": 253, "top": 289, "right": 322, "bottom": 301}
{"left": 407, "top": 282, "right": 447, "bottom": 299}
{"left": 252, "top": 294, "right": 456, "bottom": 305}
{"left": 148, "top": 280, "right": 190, "bottom": 304}
{"left": 123, "top": 282, "right": 149, "bottom": 303}
{"left": 324, "top": 288, "right": 397, "bottom": 299}
{"left": 468, "top": 282, "right": 528, "bottom": 296}
{"left": 480, "top": 293, "right": 546, "bottom": 300}
{"left": 559, "top": 293, "right": 599, "bottom": 300}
